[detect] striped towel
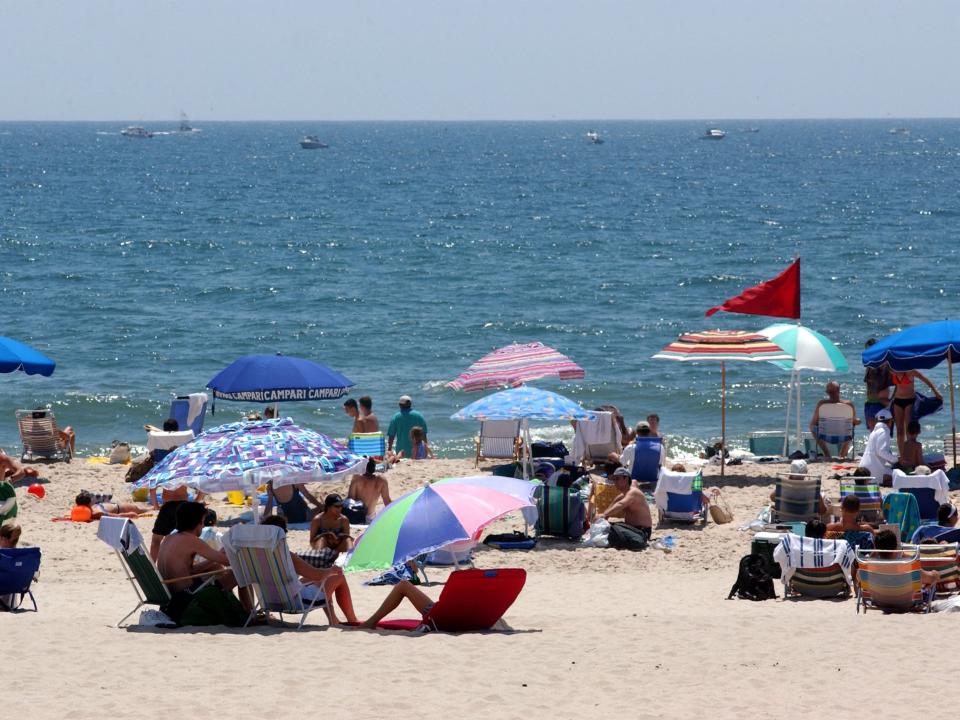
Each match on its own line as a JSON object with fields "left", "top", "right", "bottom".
{"left": 773, "top": 533, "right": 855, "bottom": 588}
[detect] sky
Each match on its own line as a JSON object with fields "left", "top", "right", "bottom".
{"left": 1, "top": 0, "right": 958, "bottom": 121}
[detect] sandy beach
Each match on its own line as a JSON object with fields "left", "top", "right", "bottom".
{"left": 1, "top": 455, "right": 952, "bottom": 719}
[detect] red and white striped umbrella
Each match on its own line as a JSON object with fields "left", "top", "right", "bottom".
{"left": 447, "top": 342, "right": 585, "bottom": 393}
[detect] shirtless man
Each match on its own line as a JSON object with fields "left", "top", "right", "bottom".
{"left": 599, "top": 467, "right": 653, "bottom": 548}
{"left": 358, "top": 396, "right": 379, "bottom": 433}
{"left": 347, "top": 459, "right": 392, "bottom": 522}
{"left": 809, "top": 381, "right": 860, "bottom": 459}
{"left": 343, "top": 398, "right": 364, "bottom": 433}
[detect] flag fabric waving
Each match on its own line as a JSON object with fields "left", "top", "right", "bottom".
{"left": 705, "top": 258, "right": 801, "bottom": 319}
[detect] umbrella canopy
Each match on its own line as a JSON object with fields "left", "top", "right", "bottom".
{"left": 0, "top": 337, "right": 55, "bottom": 377}
{"left": 450, "top": 385, "right": 596, "bottom": 422}
{"left": 862, "top": 320, "right": 960, "bottom": 371}
{"left": 447, "top": 341, "right": 585, "bottom": 392}
{"left": 345, "top": 479, "right": 534, "bottom": 572}
{"left": 653, "top": 330, "right": 792, "bottom": 476}
{"left": 135, "top": 418, "right": 364, "bottom": 494}
{"left": 206, "top": 353, "right": 354, "bottom": 403}
{"left": 759, "top": 323, "right": 849, "bottom": 373}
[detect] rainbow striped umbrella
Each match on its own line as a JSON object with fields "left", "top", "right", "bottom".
{"left": 447, "top": 341, "right": 585, "bottom": 392}
{"left": 345, "top": 476, "right": 535, "bottom": 572}
{"left": 653, "top": 330, "right": 792, "bottom": 476}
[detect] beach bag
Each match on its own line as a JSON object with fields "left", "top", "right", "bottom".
{"left": 708, "top": 488, "right": 734, "bottom": 524}
{"left": 535, "top": 486, "right": 585, "bottom": 540}
{"left": 163, "top": 583, "right": 248, "bottom": 627}
{"left": 125, "top": 454, "right": 154, "bottom": 483}
{"left": 914, "top": 392, "right": 943, "bottom": 420}
{"left": 607, "top": 522, "right": 649, "bottom": 550}
{"left": 342, "top": 498, "right": 367, "bottom": 525}
{"left": 531, "top": 441, "right": 569, "bottom": 459}
{"left": 727, "top": 554, "right": 777, "bottom": 601}
{"left": 109, "top": 442, "right": 132, "bottom": 465}
{"left": 483, "top": 531, "right": 538, "bottom": 550}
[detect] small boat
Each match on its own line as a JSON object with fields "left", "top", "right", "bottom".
{"left": 120, "top": 125, "right": 153, "bottom": 138}
{"left": 889, "top": 127, "right": 909, "bottom": 135}
{"left": 585, "top": 131, "right": 604, "bottom": 144}
{"left": 300, "top": 135, "right": 329, "bottom": 149}
{"left": 741, "top": 127, "right": 760, "bottom": 133}
{"left": 178, "top": 112, "right": 200, "bottom": 133}
{"left": 704, "top": 128, "right": 726, "bottom": 140}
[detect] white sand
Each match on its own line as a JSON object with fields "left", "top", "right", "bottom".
{"left": 2, "top": 457, "right": 950, "bottom": 718}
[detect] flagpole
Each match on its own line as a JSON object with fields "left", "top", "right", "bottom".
{"left": 783, "top": 373, "right": 792, "bottom": 457}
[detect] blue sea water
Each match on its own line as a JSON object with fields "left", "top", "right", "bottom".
{"left": 2, "top": 119, "right": 960, "bottom": 457}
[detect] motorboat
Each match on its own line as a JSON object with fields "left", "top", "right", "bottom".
{"left": 300, "top": 135, "right": 329, "bottom": 149}
{"left": 121, "top": 125, "right": 153, "bottom": 138}
{"left": 585, "top": 131, "right": 604, "bottom": 144}
{"left": 704, "top": 128, "right": 726, "bottom": 140}
{"left": 178, "top": 112, "right": 200, "bottom": 133}
{"left": 889, "top": 127, "right": 909, "bottom": 135}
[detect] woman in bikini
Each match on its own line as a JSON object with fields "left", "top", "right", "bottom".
{"left": 889, "top": 365, "right": 941, "bottom": 457}
{"left": 309, "top": 494, "right": 353, "bottom": 553}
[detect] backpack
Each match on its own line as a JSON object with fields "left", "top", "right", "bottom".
{"left": 727, "top": 553, "right": 777, "bottom": 601}
{"left": 535, "top": 485, "right": 586, "bottom": 541}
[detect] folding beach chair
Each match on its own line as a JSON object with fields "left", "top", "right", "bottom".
{"left": 348, "top": 432, "right": 386, "bottom": 461}
{"left": 16, "top": 409, "right": 70, "bottom": 462}
{"left": 892, "top": 469, "right": 950, "bottom": 522}
{"left": 168, "top": 393, "right": 208, "bottom": 436}
{"left": 0, "top": 547, "right": 41, "bottom": 612}
{"left": 223, "top": 524, "right": 329, "bottom": 629}
{"left": 573, "top": 412, "right": 621, "bottom": 466}
{"left": 856, "top": 547, "right": 930, "bottom": 613}
{"left": 839, "top": 481, "right": 883, "bottom": 524}
{"left": 773, "top": 534, "right": 854, "bottom": 599}
{"left": 474, "top": 420, "right": 521, "bottom": 466}
{"left": 654, "top": 468, "right": 706, "bottom": 524}
{"left": 882, "top": 492, "right": 921, "bottom": 543}
{"left": 903, "top": 543, "right": 960, "bottom": 598}
{"left": 773, "top": 473, "right": 822, "bottom": 524}
{"left": 376, "top": 568, "right": 526, "bottom": 632}
{"left": 813, "top": 403, "right": 855, "bottom": 459}
{"left": 146, "top": 429, "right": 194, "bottom": 463}
{"left": 630, "top": 437, "right": 664, "bottom": 485}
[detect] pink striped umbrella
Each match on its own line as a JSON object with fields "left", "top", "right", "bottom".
{"left": 447, "top": 342, "right": 585, "bottom": 392}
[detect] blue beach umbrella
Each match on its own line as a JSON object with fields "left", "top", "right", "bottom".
{"left": 206, "top": 353, "right": 354, "bottom": 411}
{"left": 0, "top": 337, "right": 55, "bottom": 377}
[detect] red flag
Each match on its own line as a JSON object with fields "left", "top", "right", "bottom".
{"left": 705, "top": 259, "right": 801, "bottom": 319}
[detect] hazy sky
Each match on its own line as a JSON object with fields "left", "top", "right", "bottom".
{"left": 2, "top": 0, "right": 958, "bottom": 121}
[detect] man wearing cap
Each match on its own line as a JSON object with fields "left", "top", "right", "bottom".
{"left": 599, "top": 467, "right": 653, "bottom": 550}
{"left": 617, "top": 421, "right": 666, "bottom": 472}
{"left": 387, "top": 395, "right": 428, "bottom": 459}
{"left": 910, "top": 502, "right": 959, "bottom": 543}
{"left": 859, "top": 408, "right": 898, "bottom": 483}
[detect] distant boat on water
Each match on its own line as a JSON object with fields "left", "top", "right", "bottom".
{"left": 703, "top": 128, "right": 726, "bottom": 140}
{"left": 585, "top": 131, "right": 604, "bottom": 144}
{"left": 179, "top": 112, "right": 200, "bottom": 133}
{"left": 300, "top": 135, "right": 329, "bottom": 150}
{"left": 120, "top": 126, "right": 153, "bottom": 138}
{"left": 889, "top": 127, "right": 910, "bottom": 135}
{"left": 741, "top": 127, "right": 760, "bottom": 133}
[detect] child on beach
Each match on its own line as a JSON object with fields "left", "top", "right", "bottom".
{"left": 0, "top": 523, "right": 21, "bottom": 548}
{"left": 397, "top": 426, "right": 433, "bottom": 460}
{"left": 826, "top": 496, "right": 875, "bottom": 535}
{"left": 900, "top": 420, "right": 923, "bottom": 473}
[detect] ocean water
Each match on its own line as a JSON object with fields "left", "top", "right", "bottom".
{"left": 2, "top": 119, "right": 960, "bottom": 458}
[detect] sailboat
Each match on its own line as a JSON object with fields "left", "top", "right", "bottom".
{"left": 178, "top": 112, "right": 200, "bottom": 133}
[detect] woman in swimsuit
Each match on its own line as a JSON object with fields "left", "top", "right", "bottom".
{"left": 309, "top": 494, "right": 352, "bottom": 553}
{"left": 262, "top": 482, "right": 322, "bottom": 524}
{"left": 889, "top": 365, "right": 941, "bottom": 457}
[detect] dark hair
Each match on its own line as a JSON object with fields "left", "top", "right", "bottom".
{"left": 938, "top": 503, "right": 956, "bottom": 525}
{"left": 0, "top": 524, "right": 21, "bottom": 547}
{"left": 874, "top": 529, "right": 898, "bottom": 551}
{"left": 907, "top": 419, "right": 921, "bottom": 435}
{"left": 359, "top": 396, "right": 373, "bottom": 411}
{"left": 163, "top": 418, "right": 179, "bottom": 432}
{"left": 262, "top": 515, "right": 288, "bottom": 532}
{"left": 343, "top": 398, "right": 358, "bottom": 411}
{"left": 75, "top": 492, "right": 92, "bottom": 507}
{"left": 852, "top": 468, "right": 872, "bottom": 478}
{"left": 365, "top": 457, "right": 376, "bottom": 475}
{"left": 325, "top": 493, "right": 343, "bottom": 509}
{"left": 603, "top": 460, "right": 622, "bottom": 477}
{"left": 841, "top": 495, "right": 861, "bottom": 512}
{"left": 203, "top": 508, "right": 218, "bottom": 527}
{"left": 865, "top": 338, "right": 877, "bottom": 348}
{"left": 805, "top": 520, "right": 827, "bottom": 539}
{"left": 174, "top": 502, "right": 208, "bottom": 532}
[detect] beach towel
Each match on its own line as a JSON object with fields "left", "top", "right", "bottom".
{"left": 186, "top": 393, "right": 208, "bottom": 428}
{"left": 573, "top": 412, "right": 620, "bottom": 464}
{"left": 882, "top": 492, "right": 921, "bottom": 543}
{"left": 653, "top": 469, "right": 701, "bottom": 512}
{"left": 892, "top": 469, "right": 950, "bottom": 506}
{"left": 772, "top": 533, "right": 855, "bottom": 588}
{"left": 97, "top": 516, "right": 144, "bottom": 552}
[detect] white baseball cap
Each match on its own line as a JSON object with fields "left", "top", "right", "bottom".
{"left": 875, "top": 408, "right": 893, "bottom": 422}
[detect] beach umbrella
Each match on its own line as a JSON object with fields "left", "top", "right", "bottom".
{"left": 759, "top": 323, "right": 850, "bottom": 455}
{"left": 446, "top": 341, "right": 585, "bottom": 392}
{"left": 345, "top": 477, "right": 535, "bottom": 572}
{"left": 134, "top": 418, "right": 364, "bottom": 519}
{"left": 0, "top": 337, "right": 55, "bottom": 377}
{"left": 653, "top": 330, "right": 792, "bottom": 476}
{"left": 451, "top": 386, "right": 596, "bottom": 478}
{"left": 862, "top": 320, "right": 960, "bottom": 467}
{"left": 206, "top": 353, "right": 354, "bottom": 412}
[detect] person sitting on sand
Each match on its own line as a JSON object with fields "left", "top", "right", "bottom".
{"left": 0, "top": 449, "right": 39, "bottom": 483}
{"left": 73, "top": 491, "right": 150, "bottom": 521}
{"left": 910, "top": 503, "right": 959, "bottom": 543}
{"left": 808, "top": 381, "right": 860, "bottom": 459}
{"left": 406, "top": 426, "right": 433, "bottom": 460}
{"left": 826, "top": 496, "right": 875, "bottom": 536}
{"left": 356, "top": 578, "right": 440, "bottom": 629}
{"left": 309, "top": 494, "right": 352, "bottom": 553}
{"left": 261, "top": 515, "right": 359, "bottom": 625}
{"left": 899, "top": 420, "right": 924, "bottom": 473}
{"left": 347, "top": 458, "right": 392, "bottom": 522}
{"left": 599, "top": 467, "right": 653, "bottom": 549}
{"left": 262, "top": 481, "right": 323, "bottom": 524}
{"left": 859, "top": 408, "right": 898, "bottom": 484}
{"left": 0, "top": 523, "right": 21, "bottom": 548}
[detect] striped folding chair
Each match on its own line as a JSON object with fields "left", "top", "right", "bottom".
{"left": 15, "top": 409, "right": 70, "bottom": 463}
{"left": 904, "top": 542, "right": 960, "bottom": 597}
{"left": 789, "top": 566, "right": 851, "bottom": 599}
{"left": 474, "top": 420, "right": 521, "bottom": 466}
{"left": 773, "top": 534, "right": 854, "bottom": 599}
{"left": 773, "top": 473, "right": 822, "bottom": 523}
{"left": 814, "top": 403, "right": 855, "bottom": 459}
{"left": 856, "top": 547, "right": 929, "bottom": 613}
{"left": 839, "top": 481, "right": 883, "bottom": 524}
{"left": 223, "top": 524, "right": 330, "bottom": 629}
{"left": 348, "top": 432, "right": 386, "bottom": 461}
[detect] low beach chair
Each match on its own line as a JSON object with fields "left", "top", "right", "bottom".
{"left": 773, "top": 473, "right": 822, "bottom": 524}
{"left": 903, "top": 542, "right": 960, "bottom": 597}
{"left": 630, "top": 437, "right": 664, "bottom": 485}
{"left": 376, "top": 568, "right": 526, "bottom": 632}
{"left": 222, "top": 524, "right": 329, "bottom": 629}
{"left": 838, "top": 481, "right": 883, "bottom": 524}
{"left": 856, "top": 547, "right": 929, "bottom": 613}
{"left": 892, "top": 469, "right": 950, "bottom": 522}
{"left": 15, "top": 409, "right": 70, "bottom": 463}
{"left": 813, "top": 403, "right": 855, "bottom": 459}
{"left": 168, "top": 393, "right": 208, "bottom": 436}
{"left": 348, "top": 432, "right": 386, "bottom": 461}
{"left": 654, "top": 468, "right": 706, "bottom": 524}
{"left": 773, "top": 534, "right": 854, "bottom": 599}
{"left": 0, "top": 546, "right": 42, "bottom": 612}
{"left": 474, "top": 420, "right": 521, "bottom": 466}
{"left": 572, "top": 412, "right": 621, "bottom": 466}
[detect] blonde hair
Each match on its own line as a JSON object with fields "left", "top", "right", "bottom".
{"left": 410, "top": 426, "right": 425, "bottom": 443}
{"left": 670, "top": 463, "right": 687, "bottom": 472}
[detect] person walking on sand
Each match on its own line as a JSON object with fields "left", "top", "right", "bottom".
{"left": 387, "top": 395, "right": 428, "bottom": 459}
{"left": 889, "top": 365, "right": 941, "bottom": 456}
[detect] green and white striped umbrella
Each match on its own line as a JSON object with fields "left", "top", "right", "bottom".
{"left": 759, "top": 323, "right": 849, "bottom": 373}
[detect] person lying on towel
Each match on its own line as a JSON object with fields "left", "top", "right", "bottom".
{"left": 598, "top": 467, "right": 652, "bottom": 550}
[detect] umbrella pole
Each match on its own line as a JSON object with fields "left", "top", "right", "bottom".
{"left": 783, "top": 373, "right": 793, "bottom": 457}
{"left": 796, "top": 370, "right": 802, "bottom": 456}
{"left": 721, "top": 361, "right": 726, "bottom": 479}
{"left": 523, "top": 418, "right": 532, "bottom": 481}
{"left": 950, "top": 347, "right": 957, "bottom": 468}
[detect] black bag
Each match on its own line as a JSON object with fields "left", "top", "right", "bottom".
{"left": 125, "top": 454, "right": 155, "bottom": 484}
{"left": 342, "top": 498, "right": 367, "bottom": 525}
{"left": 607, "top": 523, "right": 650, "bottom": 551}
{"left": 727, "top": 554, "right": 777, "bottom": 601}
{"left": 531, "top": 441, "right": 569, "bottom": 459}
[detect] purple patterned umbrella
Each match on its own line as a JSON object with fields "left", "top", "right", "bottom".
{"left": 134, "top": 418, "right": 364, "bottom": 494}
